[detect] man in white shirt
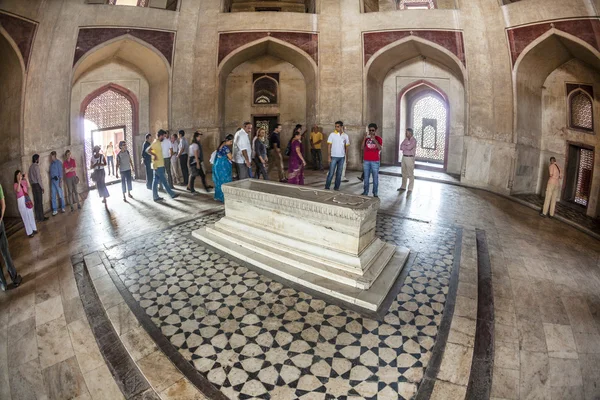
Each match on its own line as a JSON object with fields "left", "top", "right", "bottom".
{"left": 233, "top": 122, "right": 253, "bottom": 180}
{"left": 325, "top": 120, "right": 350, "bottom": 191}
{"left": 161, "top": 133, "right": 174, "bottom": 188}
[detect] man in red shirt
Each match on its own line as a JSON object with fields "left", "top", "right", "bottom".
{"left": 362, "top": 123, "right": 383, "bottom": 197}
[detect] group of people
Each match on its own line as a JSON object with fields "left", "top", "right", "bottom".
{"left": 141, "top": 129, "right": 213, "bottom": 203}
{"left": 213, "top": 120, "right": 418, "bottom": 199}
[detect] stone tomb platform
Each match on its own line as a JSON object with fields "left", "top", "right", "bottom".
{"left": 192, "top": 180, "right": 409, "bottom": 311}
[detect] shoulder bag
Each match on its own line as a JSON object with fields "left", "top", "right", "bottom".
{"left": 21, "top": 183, "right": 33, "bottom": 209}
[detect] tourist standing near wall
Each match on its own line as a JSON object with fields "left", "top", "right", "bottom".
{"left": 540, "top": 157, "right": 562, "bottom": 218}
{"left": 63, "top": 150, "right": 81, "bottom": 211}
{"left": 49, "top": 151, "right": 66, "bottom": 216}
{"left": 398, "top": 128, "right": 417, "bottom": 192}
{"left": 28, "top": 154, "right": 48, "bottom": 222}
{"left": 13, "top": 170, "right": 37, "bottom": 238}
{"left": 325, "top": 121, "right": 350, "bottom": 191}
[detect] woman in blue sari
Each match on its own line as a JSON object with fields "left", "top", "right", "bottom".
{"left": 213, "top": 134, "right": 234, "bottom": 202}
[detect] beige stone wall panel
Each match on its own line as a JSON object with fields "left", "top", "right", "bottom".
{"left": 501, "top": 0, "right": 596, "bottom": 28}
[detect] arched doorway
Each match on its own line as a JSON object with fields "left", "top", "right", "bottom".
{"left": 364, "top": 36, "right": 467, "bottom": 174}
{"left": 217, "top": 37, "right": 318, "bottom": 148}
{"left": 81, "top": 84, "right": 138, "bottom": 186}
{"left": 397, "top": 81, "right": 450, "bottom": 169}
{"left": 512, "top": 30, "right": 600, "bottom": 217}
{"left": 0, "top": 29, "right": 25, "bottom": 217}
{"left": 71, "top": 35, "right": 171, "bottom": 186}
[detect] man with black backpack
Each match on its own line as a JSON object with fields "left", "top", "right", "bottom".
{"left": 268, "top": 124, "right": 286, "bottom": 182}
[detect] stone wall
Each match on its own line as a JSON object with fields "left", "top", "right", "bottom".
{"left": 0, "top": 0, "right": 599, "bottom": 216}
{"left": 223, "top": 55, "right": 307, "bottom": 145}
{"left": 0, "top": 33, "right": 23, "bottom": 217}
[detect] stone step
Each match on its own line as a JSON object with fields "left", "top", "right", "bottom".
{"left": 193, "top": 225, "right": 410, "bottom": 312}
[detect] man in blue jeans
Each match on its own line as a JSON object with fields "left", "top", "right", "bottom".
{"left": 49, "top": 151, "right": 66, "bottom": 216}
{"left": 361, "top": 123, "right": 383, "bottom": 197}
{"left": 146, "top": 130, "right": 180, "bottom": 202}
{"left": 325, "top": 121, "right": 350, "bottom": 191}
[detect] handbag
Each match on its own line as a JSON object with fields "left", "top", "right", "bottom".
{"left": 74, "top": 175, "right": 80, "bottom": 185}
{"left": 91, "top": 169, "right": 98, "bottom": 183}
{"left": 284, "top": 140, "right": 291, "bottom": 157}
{"left": 21, "top": 183, "right": 33, "bottom": 209}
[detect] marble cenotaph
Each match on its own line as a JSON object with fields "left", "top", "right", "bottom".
{"left": 192, "top": 180, "right": 410, "bottom": 311}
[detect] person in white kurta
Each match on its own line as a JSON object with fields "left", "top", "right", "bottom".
{"left": 13, "top": 170, "right": 37, "bottom": 238}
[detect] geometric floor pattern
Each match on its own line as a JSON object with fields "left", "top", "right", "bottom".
{"left": 105, "top": 212, "right": 457, "bottom": 400}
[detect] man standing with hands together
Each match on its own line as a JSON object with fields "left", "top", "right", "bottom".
{"left": 398, "top": 128, "right": 417, "bottom": 192}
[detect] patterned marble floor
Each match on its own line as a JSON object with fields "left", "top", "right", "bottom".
{"left": 513, "top": 193, "right": 600, "bottom": 235}
{"left": 104, "top": 211, "right": 457, "bottom": 400}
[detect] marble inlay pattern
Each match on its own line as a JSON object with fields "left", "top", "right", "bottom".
{"left": 104, "top": 212, "right": 457, "bottom": 399}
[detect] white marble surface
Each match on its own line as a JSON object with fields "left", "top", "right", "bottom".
{"left": 194, "top": 180, "right": 410, "bottom": 310}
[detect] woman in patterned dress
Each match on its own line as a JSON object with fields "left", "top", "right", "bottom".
{"left": 212, "top": 134, "right": 234, "bottom": 202}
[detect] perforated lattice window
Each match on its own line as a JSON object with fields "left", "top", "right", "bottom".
{"left": 575, "top": 148, "right": 594, "bottom": 207}
{"left": 398, "top": 0, "right": 435, "bottom": 9}
{"left": 84, "top": 89, "right": 134, "bottom": 185}
{"left": 569, "top": 91, "right": 593, "bottom": 132}
{"left": 411, "top": 94, "right": 447, "bottom": 162}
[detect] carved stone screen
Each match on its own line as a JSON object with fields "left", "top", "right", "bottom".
{"left": 570, "top": 91, "right": 593, "bottom": 132}
{"left": 575, "top": 148, "right": 594, "bottom": 207}
{"left": 411, "top": 93, "right": 447, "bottom": 163}
{"left": 83, "top": 89, "right": 134, "bottom": 185}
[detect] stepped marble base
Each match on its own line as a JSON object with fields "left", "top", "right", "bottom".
{"left": 193, "top": 226, "right": 409, "bottom": 311}
{"left": 191, "top": 180, "right": 410, "bottom": 311}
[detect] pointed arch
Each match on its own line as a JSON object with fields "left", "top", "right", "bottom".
{"left": 364, "top": 35, "right": 467, "bottom": 127}
{"left": 512, "top": 29, "right": 600, "bottom": 195}
{"left": 217, "top": 36, "right": 319, "bottom": 133}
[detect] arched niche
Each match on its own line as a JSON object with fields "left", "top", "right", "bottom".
{"left": 0, "top": 28, "right": 25, "bottom": 217}
{"left": 366, "top": 37, "right": 467, "bottom": 174}
{"left": 218, "top": 37, "right": 318, "bottom": 138}
{"left": 512, "top": 30, "right": 600, "bottom": 212}
{"left": 71, "top": 35, "right": 170, "bottom": 183}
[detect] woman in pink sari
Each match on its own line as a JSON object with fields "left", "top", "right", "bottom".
{"left": 287, "top": 130, "right": 306, "bottom": 185}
